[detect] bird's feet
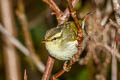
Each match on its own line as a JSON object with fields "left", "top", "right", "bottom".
{"left": 63, "top": 61, "right": 71, "bottom": 72}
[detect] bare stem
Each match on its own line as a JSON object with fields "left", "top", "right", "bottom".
{"left": 16, "top": 0, "right": 45, "bottom": 73}
{"left": 0, "top": 23, "right": 45, "bottom": 72}
{"left": 112, "top": 50, "right": 117, "bottom": 80}
{"left": 24, "top": 69, "right": 27, "bottom": 80}
{"left": 0, "top": 0, "right": 21, "bottom": 80}
{"left": 42, "top": 56, "right": 55, "bottom": 80}
{"left": 111, "top": 31, "right": 117, "bottom": 80}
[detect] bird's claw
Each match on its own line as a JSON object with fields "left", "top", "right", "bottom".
{"left": 63, "top": 61, "right": 71, "bottom": 72}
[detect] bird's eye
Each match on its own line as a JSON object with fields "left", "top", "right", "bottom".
{"left": 53, "top": 37, "right": 57, "bottom": 40}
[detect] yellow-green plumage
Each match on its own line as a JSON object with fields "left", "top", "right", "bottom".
{"left": 45, "top": 21, "right": 85, "bottom": 60}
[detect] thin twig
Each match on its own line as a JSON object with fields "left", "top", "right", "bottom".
{"left": 111, "top": 30, "right": 117, "bottom": 80}
{"left": 42, "top": 56, "right": 55, "bottom": 80}
{"left": 59, "top": 0, "right": 79, "bottom": 25}
{"left": 0, "top": 0, "right": 21, "bottom": 80}
{"left": 67, "top": 0, "right": 81, "bottom": 30}
{"left": 112, "top": 53, "right": 117, "bottom": 80}
{"left": 43, "top": 0, "right": 79, "bottom": 25}
{"left": 101, "top": 0, "right": 112, "bottom": 26}
{"left": 95, "top": 42, "right": 120, "bottom": 60}
{"left": 43, "top": 0, "right": 63, "bottom": 23}
{"left": 0, "top": 23, "right": 45, "bottom": 72}
{"left": 43, "top": 0, "right": 62, "bottom": 15}
{"left": 24, "top": 69, "right": 27, "bottom": 80}
{"left": 112, "top": 0, "right": 120, "bottom": 25}
{"left": 16, "top": 0, "right": 45, "bottom": 73}
{"left": 109, "top": 19, "right": 120, "bottom": 34}
{"left": 112, "top": 43, "right": 117, "bottom": 80}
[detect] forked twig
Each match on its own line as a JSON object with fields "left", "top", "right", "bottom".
{"left": 43, "top": 0, "right": 62, "bottom": 15}
{"left": 60, "top": 0, "right": 79, "bottom": 24}
{"left": 43, "top": 0, "right": 79, "bottom": 25}
{"left": 43, "top": 0, "right": 63, "bottom": 23}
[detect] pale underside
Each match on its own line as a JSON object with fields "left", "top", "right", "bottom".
{"left": 45, "top": 40, "right": 78, "bottom": 60}
{"left": 45, "top": 21, "right": 78, "bottom": 60}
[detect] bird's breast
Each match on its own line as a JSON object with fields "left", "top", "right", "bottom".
{"left": 45, "top": 40, "right": 78, "bottom": 60}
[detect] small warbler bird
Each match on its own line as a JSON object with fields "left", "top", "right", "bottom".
{"left": 42, "top": 20, "right": 86, "bottom": 60}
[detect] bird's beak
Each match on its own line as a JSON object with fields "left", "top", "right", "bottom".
{"left": 41, "top": 40, "right": 50, "bottom": 43}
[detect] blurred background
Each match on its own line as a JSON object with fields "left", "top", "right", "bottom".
{"left": 0, "top": 0, "right": 120, "bottom": 80}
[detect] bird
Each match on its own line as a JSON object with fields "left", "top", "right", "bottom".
{"left": 42, "top": 20, "right": 86, "bottom": 61}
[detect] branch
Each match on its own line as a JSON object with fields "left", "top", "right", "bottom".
{"left": 0, "top": 0, "right": 21, "bottom": 80}
{"left": 43, "top": 0, "right": 62, "bottom": 15}
{"left": 67, "top": 0, "right": 81, "bottom": 30}
{"left": 67, "top": 0, "right": 83, "bottom": 65}
{"left": 16, "top": 0, "right": 45, "bottom": 73}
{"left": 43, "top": 0, "right": 79, "bottom": 25}
{"left": 24, "top": 69, "right": 27, "bottom": 80}
{"left": 112, "top": 54, "right": 117, "bottom": 80}
{"left": 95, "top": 42, "right": 120, "bottom": 60}
{"left": 60, "top": 0, "right": 79, "bottom": 24}
{"left": 42, "top": 56, "right": 55, "bottom": 80}
{"left": 0, "top": 23, "right": 45, "bottom": 72}
{"left": 101, "top": 0, "right": 112, "bottom": 26}
{"left": 111, "top": 43, "right": 117, "bottom": 80}
{"left": 43, "top": 0, "right": 63, "bottom": 24}
{"left": 111, "top": 30, "right": 117, "bottom": 80}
